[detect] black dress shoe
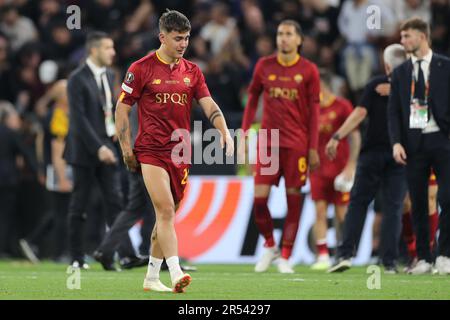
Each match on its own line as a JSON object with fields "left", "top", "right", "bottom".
{"left": 93, "top": 251, "right": 120, "bottom": 271}
{"left": 119, "top": 255, "right": 149, "bottom": 269}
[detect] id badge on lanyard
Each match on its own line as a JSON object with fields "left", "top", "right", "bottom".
{"left": 409, "top": 70, "right": 429, "bottom": 129}
{"left": 409, "top": 98, "right": 428, "bottom": 129}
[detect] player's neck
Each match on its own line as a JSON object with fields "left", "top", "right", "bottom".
{"left": 413, "top": 45, "right": 431, "bottom": 60}
{"left": 156, "top": 48, "right": 179, "bottom": 66}
{"left": 277, "top": 52, "right": 300, "bottom": 67}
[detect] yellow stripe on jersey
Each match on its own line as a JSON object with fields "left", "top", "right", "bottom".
{"left": 156, "top": 50, "right": 180, "bottom": 65}
{"left": 277, "top": 53, "right": 300, "bottom": 67}
{"left": 119, "top": 91, "right": 126, "bottom": 102}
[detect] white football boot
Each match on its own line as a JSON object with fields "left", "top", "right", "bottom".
{"left": 407, "top": 260, "right": 432, "bottom": 275}
{"left": 143, "top": 278, "right": 172, "bottom": 292}
{"left": 277, "top": 258, "right": 295, "bottom": 274}
{"left": 311, "top": 254, "right": 331, "bottom": 271}
{"left": 254, "top": 246, "right": 280, "bottom": 272}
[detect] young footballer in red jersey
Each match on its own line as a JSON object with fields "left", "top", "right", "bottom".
{"left": 310, "top": 71, "right": 360, "bottom": 270}
{"left": 115, "top": 10, "right": 234, "bottom": 293}
{"left": 240, "top": 20, "right": 321, "bottom": 273}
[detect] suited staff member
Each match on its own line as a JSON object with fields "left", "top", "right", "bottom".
{"left": 64, "top": 32, "right": 123, "bottom": 269}
{"left": 327, "top": 44, "right": 408, "bottom": 274}
{"left": 94, "top": 105, "right": 154, "bottom": 271}
{"left": 389, "top": 17, "right": 450, "bottom": 275}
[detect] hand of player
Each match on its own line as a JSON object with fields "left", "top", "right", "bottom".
{"left": 123, "top": 152, "right": 140, "bottom": 172}
{"left": 59, "top": 178, "right": 73, "bottom": 193}
{"left": 340, "top": 165, "right": 355, "bottom": 182}
{"left": 325, "top": 138, "right": 339, "bottom": 160}
{"left": 98, "top": 145, "right": 117, "bottom": 164}
{"left": 220, "top": 131, "right": 235, "bottom": 157}
{"left": 308, "top": 149, "right": 320, "bottom": 172}
{"left": 375, "top": 83, "right": 391, "bottom": 96}
{"left": 393, "top": 143, "right": 407, "bottom": 165}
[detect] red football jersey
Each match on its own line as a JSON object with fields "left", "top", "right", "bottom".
{"left": 119, "top": 51, "right": 210, "bottom": 157}
{"left": 242, "top": 54, "right": 320, "bottom": 152}
{"left": 313, "top": 96, "right": 353, "bottom": 179}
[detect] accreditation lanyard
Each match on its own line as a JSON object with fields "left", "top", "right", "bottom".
{"left": 409, "top": 67, "right": 430, "bottom": 129}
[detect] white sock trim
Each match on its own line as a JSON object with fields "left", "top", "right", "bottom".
{"left": 146, "top": 256, "right": 163, "bottom": 279}
{"left": 166, "top": 256, "right": 183, "bottom": 282}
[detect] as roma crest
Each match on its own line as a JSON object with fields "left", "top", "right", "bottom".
{"left": 294, "top": 74, "right": 303, "bottom": 84}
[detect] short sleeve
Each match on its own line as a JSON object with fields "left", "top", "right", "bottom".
{"left": 342, "top": 98, "right": 353, "bottom": 119}
{"left": 49, "top": 107, "right": 69, "bottom": 139}
{"left": 248, "top": 59, "right": 264, "bottom": 96}
{"left": 358, "top": 80, "right": 375, "bottom": 111}
{"left": 119, "top": 62, "right": 145, "bottom": 106}
{"left": 194, "top": 67, "right": 211, "bottom": 101}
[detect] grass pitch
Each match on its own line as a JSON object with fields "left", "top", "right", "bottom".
{"left": 0, "top": 260, "right": 449, "bottom": 300}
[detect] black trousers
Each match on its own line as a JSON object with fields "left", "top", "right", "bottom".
{"left": 0, "top": 186, "right": 18, "bottom": 256}
{"left": 97, "top": 171, "right": 155, "bottom": 257}
{"left": 68, "top": 164, "right": 123, "bottom": 262}
{"left": 338, "top": 149, "right": 407, "bottom": 267}
{"left": 407, "top": 132, "right": 450, "bottom": 262}
{"left": 27, "top": 191, "right": 70, "bottom": 258}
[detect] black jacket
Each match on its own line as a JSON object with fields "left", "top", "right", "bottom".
{"left": 63, "top": 63, "right": 116, "bottom": 166}
{"left": 388, "top": 53, "right": 450, "bottom": 155}
{"left": 0, "top": 125, "right": 37, "bottom": 187}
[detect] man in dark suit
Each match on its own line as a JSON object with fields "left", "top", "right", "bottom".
{"left": 64, "top": 32, "right": 123, "bottom": 269}
{"left": 0, "top": 104, "right": 39, "bottom": 258}
{"left": 388, "top": 17, "right": 450, "bottom": 275}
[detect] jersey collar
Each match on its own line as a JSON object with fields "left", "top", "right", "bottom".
{"left": 277, "top": 53, "right": 300, "bottom": 67}
{"left": 155, "top": 50, "right": 180, "bottom": 66}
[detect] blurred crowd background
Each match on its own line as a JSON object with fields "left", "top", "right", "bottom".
{"left": 1, "top": 0, "right": 450, "bottom": 262}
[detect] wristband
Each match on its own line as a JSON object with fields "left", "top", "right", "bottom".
{"left": 332, "top": 133, "right": 341, "bottom": 141}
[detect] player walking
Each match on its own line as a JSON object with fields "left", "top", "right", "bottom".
{"left": 240, "top": 20, "right": 321, "bottom": 273}
{"left": 115, "top": 10, "right": 234, "bottom": 292}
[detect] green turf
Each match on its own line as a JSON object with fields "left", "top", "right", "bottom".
{"left": 0, "top": 260, "right": 449, "bottom": 300}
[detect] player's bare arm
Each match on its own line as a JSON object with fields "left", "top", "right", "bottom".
{"left": 35, "top": 80, "right": 67, "bottom": 117}
{"left": 326, "top": 106, "right": 367, "bottom": 160}
{"left": 340, "top": 129, "right": 361, "bottom": 181}
{"left": 115, "top": 100, "right": 139, "bottom": 171}
{"left": 198, "top": 96, "right": 234, "bottom": 157}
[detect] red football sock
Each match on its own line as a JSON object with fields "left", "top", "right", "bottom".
{"left": 253, "top": 197, "right": 275, "bottom": 247}
{"left": 402, "top": 211, "right": 417, "bottom": 258}
{"left": 316, "top": 239, "right": 329, "bottom": 256}
{"left": 429, "top": 211, "right": 439, "bottom": 249}
{"left": 281, "top": 193, "right": 303, "bottom": 259}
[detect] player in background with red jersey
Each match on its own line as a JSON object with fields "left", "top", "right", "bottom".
{"left": 240, "top": 20, "right": 321, "bottom": 273}
{"left": 310, "top": 70, "right": 360, "bottom": 270}
{"left": 115, "top": 10, "right": 234, "bottom": 293}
